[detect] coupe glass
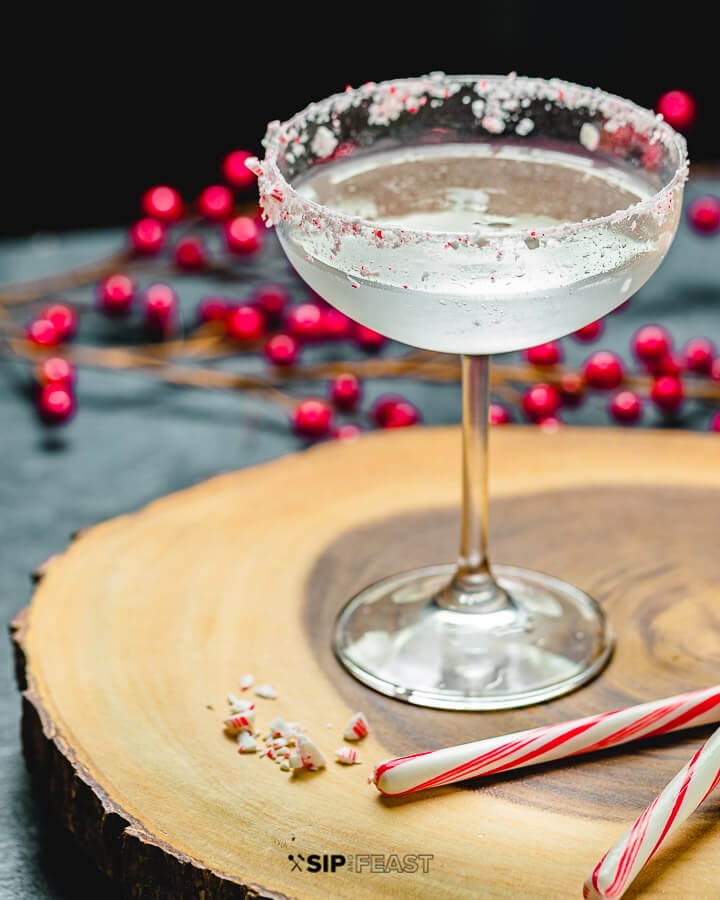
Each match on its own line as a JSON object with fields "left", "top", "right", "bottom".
{"left": 249, "top": 73, "right": 688, "bottom": 710}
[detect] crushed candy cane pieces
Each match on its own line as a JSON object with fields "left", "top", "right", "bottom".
{"left": 221, "top": 676, "right": 369, "bottom": 778}
{"left": 296, "top": 733, "right": 327, "bottom": 771}
{"left": 335, "top": 746, "right": 361, "bottom": 765}
{"left": 227, "top": 693, "right": 254, "bottom": 713}
{"left": 223, "top": 706, "right": 256, "bottom": 735}
{"left": 343, "top": 712, "right": 369, "bottom": 741}
{"left": 237, "top": 732, "right": 257, "bottom": 753}
{"left": 267, "top": 716, "right": 291, "bottom": 738}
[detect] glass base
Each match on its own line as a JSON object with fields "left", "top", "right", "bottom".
{"left": 332, "top": 564, "right": 614, "bottom": 710}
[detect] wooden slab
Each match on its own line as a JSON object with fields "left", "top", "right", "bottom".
{"left": 11, "top": 424, "right": 720, "bottom": 899}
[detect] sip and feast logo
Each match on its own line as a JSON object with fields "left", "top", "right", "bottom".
{"left": 288, "top": 852, "right": 433, "bottom": 874}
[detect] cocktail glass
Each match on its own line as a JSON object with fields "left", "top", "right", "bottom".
{"left": 249, "top": 73, "right": 688, "bottom": 710}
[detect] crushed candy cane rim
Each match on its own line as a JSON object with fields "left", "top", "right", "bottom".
{"left": 250, "top": 71, "right": 689, "bottom": 247}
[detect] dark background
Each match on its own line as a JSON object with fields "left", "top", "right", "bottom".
{"left": 2, "top": 2, "right": 717, "bottom": 239}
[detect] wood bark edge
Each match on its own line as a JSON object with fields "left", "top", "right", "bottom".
{"left": 9, "top": 607, "right": 289, "bottom": 900}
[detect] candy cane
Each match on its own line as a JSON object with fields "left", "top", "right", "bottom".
{"left": 584, "top": 723, "right": 720, "bottom": 898}
{"left": 371, "top": 685, "right": 720, "bottom": 796}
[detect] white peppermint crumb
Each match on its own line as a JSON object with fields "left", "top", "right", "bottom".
{"left": 334, "top": 747, "right": 361, "bottom": 765}
{"left": 254, "top": 684, "right": 278, "bottom": 699}
{"left": 579, "top": 122, "right": 600, "bottom": 151}
{"left": 288, "top": 753, "right": 303, "bottom": 769}
{"left": 342, "top": 712, "right": 370, "bottom": 741}
{"left": 268, "top": 716, "right": 290, "bottom": 737}
{"left": 296, "top": 734, "right": 327, "bottom": 771}
{"left": 228, "top": 694, "right": 254, "bottom": 713}
{"left": 310, "top": 125, "right": 339, "bottom": 159}
{"left": 223, "top": 708, "right": 256, "bottom": 735}
{"left": 280, "top": 761, "right": 291, "bottom": 771}
{"left": 471, "top": 98, "right": 485, "bottom": 119}
{"left": 482, "top": 115, "right": 505, "bottom": 134}
{"left": 239, "top": 673, "right": 254, "bottom": 690}
{"left": 237, "top": 732, "right": 257, "bottom": 753}
{"left": 515, "top": 117, "right": 534, "bottom": 136}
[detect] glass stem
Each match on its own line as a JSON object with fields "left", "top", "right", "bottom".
{"left": 437, "top": 354, "right": 514, "bottom": 614}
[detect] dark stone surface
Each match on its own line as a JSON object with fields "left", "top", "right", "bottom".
{"left": 1, "top": 177, "right": 718, "bottom": 898}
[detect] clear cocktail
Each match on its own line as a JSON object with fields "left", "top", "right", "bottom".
{"left": 250, "top": 73, "right": 688, "bottom": 710}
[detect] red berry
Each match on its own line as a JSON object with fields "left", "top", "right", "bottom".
{"left": 711, "top": 358, "right": 720, "bottom": 382}
{"left": 141, "top": 185, "right": 184, "bottom": 222}
{"left": 656, "top": 90, "right": 696, "bottom": 131}
{"left": 292, "top": 398, "right": 334, "bottom": 438}
{"left": 222, "top": 149, "right": 257, "bottom": 191}
{"left": 610, "top": 298, "right": 632, "bottom": 316}
{"left": 370, "top": 395, "right": 405, "bottom": 426}
{"left": 370, "top": 395, "right": 421, "bottom": 428}
{"left": 36, "top": 383, "right": 76, "bottom": 425}
{"left": 225, "top": 304, "right": 265, "bottom": 342}
{"left": 264, "top": 333, "right": 300, "bottom": 366}
{"left": 329, "top": 373, "right": 362, "bottom": 411}
{"left": 142, "top": 283, "right": 178, "bottom": 338}
{"left": 709, "top": 411, "right": 720, "bottom": 433}
{"left": 650, "top": 375, "right": 684, "bottom": 413}
{"left": 524, "top": 341, "right": 562, "bottom": 366}
{"left": 648, "top": 352, "right": 682, "bottom": 377}
{"left": 333, "top": 423, "right": 363, "bottom": 441}
{"left": 224, "top": 215, "right": 262, "bottom": 254}
{"left": 631, "top": 324, "right": 672, "bottom": 366}
{"left": 285, "top": 303, "right": 325, "bottom": 341}
{"left": 196, "top": 297, "right": 229, "bottom": 324}
{"left": 641, "top": 142, "right": 663, "bottom": 172}
{"left": 253, "top": 283, "right": 292, "bottom": 321}
{"left": 378, "top": 399, "right": 421, "bottom": 428}
{"left": 129, "top": 217, "right": 166, "bottom": 255}
{"left": 609, "top": 390, "right": 643, "bottom": 425}
{"left": 488, "top": 402, "right": 511, "bottom": 424}
{"left": 558, "top": 372, "right": 586, "bottom": 408}
{"left": 682, "top": 336, "right": 716, "bottom": 374}
{"left": 196, "top": 184, "right": 234, "bottom": 220}
{"left": 353, "top": 323, "right": 387, "bottom": 352}
{"left": 583, "top": 350, "right": 625, "bottom": 390}
{"left": 687, "top": 195, "right": 720, "bottom": 235}
{"left": 174, "top": 236, "right": 207, "bottom": 271}
{"left": 36, "top": 356, "right": 76, "bottom": 388}
{"left": 26, "top": 318, "right": 60, "bottom": 347}
{"left": 321, "top": 307, "right": 352, "bottom": 341}
{"left": 572, "top": 319, "right": 605, "bottom": 342}
{"left": 97, "top": 273, "right": 136, "bottom": 317}
{"left": 41, "top": 303, "right": 78, "bottom": 341}
{"left": 537, "top": 415, "right": 562, "bottom": 433}
{"left": 521, "top": 383, "right": 561, "bottom": 421}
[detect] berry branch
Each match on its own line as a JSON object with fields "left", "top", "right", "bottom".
{"left": 1, "top": 143, "right": 719, "bottom": 439}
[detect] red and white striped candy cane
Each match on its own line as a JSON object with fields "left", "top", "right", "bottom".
{"left": 372, "top": 685, "right": 720, "bottom": 796}
{"left": 584, "top": 722, "right": 720, "bottom": 899}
